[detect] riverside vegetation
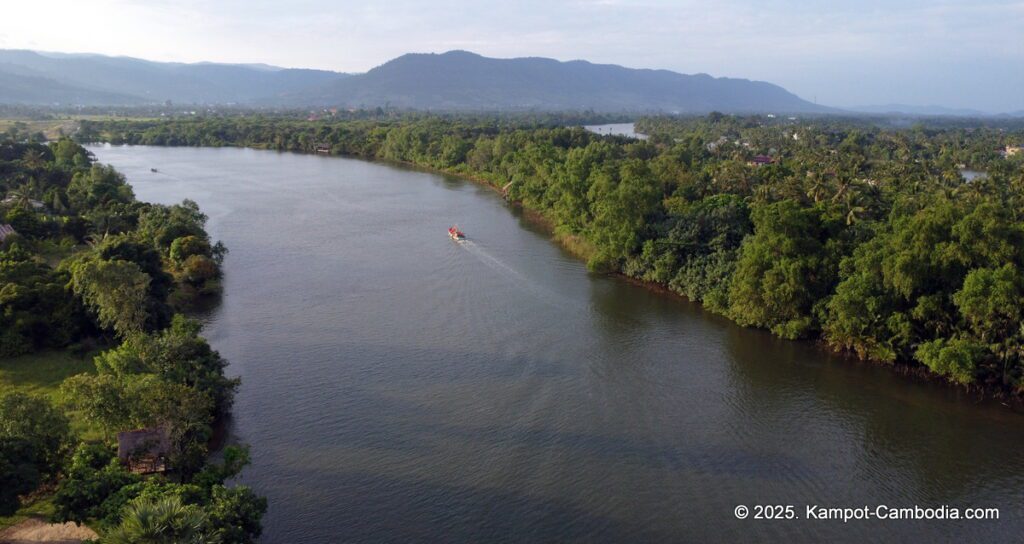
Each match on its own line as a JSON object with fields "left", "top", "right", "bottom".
{"left": 79, "top": 113, "right": 1024, "bottom": 397}
{"left": 0, "top": 134, "right": 265, "bottom": 542}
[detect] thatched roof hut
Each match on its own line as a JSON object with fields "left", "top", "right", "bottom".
{"left": 117, "top": 426, "right": 171, "bottom": 474}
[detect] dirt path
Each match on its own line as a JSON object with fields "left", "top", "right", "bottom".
{"left": 0, "top": 517, "right": 96, "bottom": 544}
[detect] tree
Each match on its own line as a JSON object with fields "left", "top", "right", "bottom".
{"left": 52, "top": 443, "right": 141, "bottom": 525}
{"left": 50, "top": 138, "right": 90, "bottom": 168}
{"left": 137, "top": 201, "right": 209, "bottom": 252}
{"left": 728, "top": 200, "right": 841, "bottom": 338}
{"left": 953, "top": 264, "right": 1024, "bottom": 386}
{"left": 66, "top": 164, "right": 134, "bottom": 211}
{"left": 207, "top": 486, "right": 267, "bottom": 544}
{"left": 94, "top": 316, "right": 238, "bottom": 414}
{"left": 170, "top": 236, "right": 213, "bottom": 265}
{"left": 60, "top": 373, "right": 137, "bottom": 437}
{"left": 0, "top": 438, "right": 41, "bottom": 515}
{"left": 180, "top": 255, "right": 221, "bottom": 287}
{"left": 0, "top": 392, "right": 72, "bottom": 479}
{"left": 0, "top": 244, "right": 82, "bottom": 356}
{"left": 104, "top": 496, "right": 210, "bottom": 544}
{"left": 915, "top": 337, "right": 983, "bottom": 385}
{"left": 586, "top": 160, "right": 660, "bottom": 270}
{"left": 4, "top": 207, "right": 46, "bottom": 239}
{"left": 67, "top": 256, "right": 151, "bottom": 337}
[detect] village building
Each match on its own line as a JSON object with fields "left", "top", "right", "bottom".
{"left": 117, "top": 426, "right": 172, "bottom": 474}
{"left": 748, "top": 155, "right": 775, "bottom": 167}
{"left": 705, "top": 136, "right": 729, "bottom": 152}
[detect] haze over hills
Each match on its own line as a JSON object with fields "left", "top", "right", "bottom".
{"left": 0, "top": 67, "right": 143, "bottom": 105}
{"left": 0, "top": 50, "right": 345, "bottom": 105}
{"left": 0, "top": 48, "right": 833, "bottom": 113}
{"left": 849, "top": 104, "right": 997, "bottom": 117}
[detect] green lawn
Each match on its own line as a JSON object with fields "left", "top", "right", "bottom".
{"left": 0, "top": 350, "right": 94, "bottom": 401}
{"left": 0, "top": 349, "right": 101, "bottom": 439}
{"left": 0, "top": 351, "right": 94, "bottom": 530}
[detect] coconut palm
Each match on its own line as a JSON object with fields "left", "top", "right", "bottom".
{"left": 805, "top": 173, "right": 827, "bottom": 203}
{"left": 104, "top": 496, "right": 212, "bottom": 544}
{"left": 21, "top": 149, "right": 45, "bottom": 169}
{"left": 6, "top": 179, "right": 43, "bottom": 209}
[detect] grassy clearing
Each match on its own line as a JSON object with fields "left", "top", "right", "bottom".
{"left": 0, "top": 114, "right": 162, "bottom": 141}
{"left": 0, "top": 350, "right": 94, "bottom": 400}
{"left": 0, "top": 349, "right": 101, "bottom": 440}
{"left": 0, "top": 351, "right": 103, "bottom": 531}
{"left": 0, "top": 118, "right": 78, "bottom": 140}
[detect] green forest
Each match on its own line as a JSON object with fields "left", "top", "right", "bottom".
{"left": 79, "top": 113, "right": 1024, "bottom": 395}
{"left": 0, "top": 136, "right": 265, "bottom": 541}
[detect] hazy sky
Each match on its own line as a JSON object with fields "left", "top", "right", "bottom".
{"left": 2, "top": 0, "right": 1022, "bottom": 112}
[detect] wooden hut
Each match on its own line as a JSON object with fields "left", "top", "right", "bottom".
{"left": 117, "top": 426, "right": 171, "bottom": 474}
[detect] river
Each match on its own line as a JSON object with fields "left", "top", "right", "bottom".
{"left": 90, "top": 145, "right": 1024, "bottom": 543}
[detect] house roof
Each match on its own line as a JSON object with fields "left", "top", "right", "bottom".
{"left": 117, "top": 426, "right": 171, "bottom": 461}
{"left": 0, "top": 224, "right": 16, "bottom": 242}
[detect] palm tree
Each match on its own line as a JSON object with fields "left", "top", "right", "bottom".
{"left": 50, "top": 190, "right": 69, "bottom": 214}
{"left": 21, "top": 149, "right": 45, "bottom": 169}
{"left": 805, "top": 173, "right": 827, "bottom": 203}
{"left": 845, "top": 204, "right": 867, "bottom": 226}
{"left": 104, "top": 496, "right": 211, "bottom": 544}
{"left": 6, "top": 179, "right": 42, "bottom": 209}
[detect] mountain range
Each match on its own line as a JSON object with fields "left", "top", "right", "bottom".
{"left": 0, "top": 49, "right": 829, "bottom": 113}
{"left": 281, "top": 50, "right": 827, "bottom": 113}
{"left": 0, "top": 50, "right": 343, "bottom": 105}
{"left": 849, "top": 104, "right": 997, "bottom": 117}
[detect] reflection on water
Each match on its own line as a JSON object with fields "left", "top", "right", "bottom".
{"left": 91, "top": 144, "right": 1024, "bottom": 543}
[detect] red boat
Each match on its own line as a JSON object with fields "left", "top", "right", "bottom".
{"left": 448, "top": 226, "right": 465, "bottom": 240}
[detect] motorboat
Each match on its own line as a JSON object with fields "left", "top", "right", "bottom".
{"left": 448, "top": 226, "right": 465, "bottom": 240}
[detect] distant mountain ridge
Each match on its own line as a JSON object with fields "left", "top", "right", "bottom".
{"left": 0, "top": 48, "right": 826, "bottom": 113}
{"left": 0, "top": 65, "right": 142, "bottom": 105}
{"left": 849, "top": 103, "right": 997, "bottom": 117}
{"left": 283, "top": 50, "right": 829, "bottom": 113}
{"left": 0, "top": 50, "right": 346, "bottom": 105}
{"left": 0, "top": 49, "right": 827, "bottom": 113}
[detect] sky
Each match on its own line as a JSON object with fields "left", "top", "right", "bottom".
{"left": 1, "top": 0, "right": 1022, "bottom": 112}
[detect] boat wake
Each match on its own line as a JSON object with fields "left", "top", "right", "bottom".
{"left": 459, "top": 240, "right": 528, "bottom": 282}
{"left": 457, "top": 239, "right": 583, "bottom": 311}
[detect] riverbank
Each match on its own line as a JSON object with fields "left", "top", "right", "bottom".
{"left": 0, "top": 138, "right": 265, "bottom": 540}
{"left": 76, "top": 115, "right": 1024, "bottom": 406}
